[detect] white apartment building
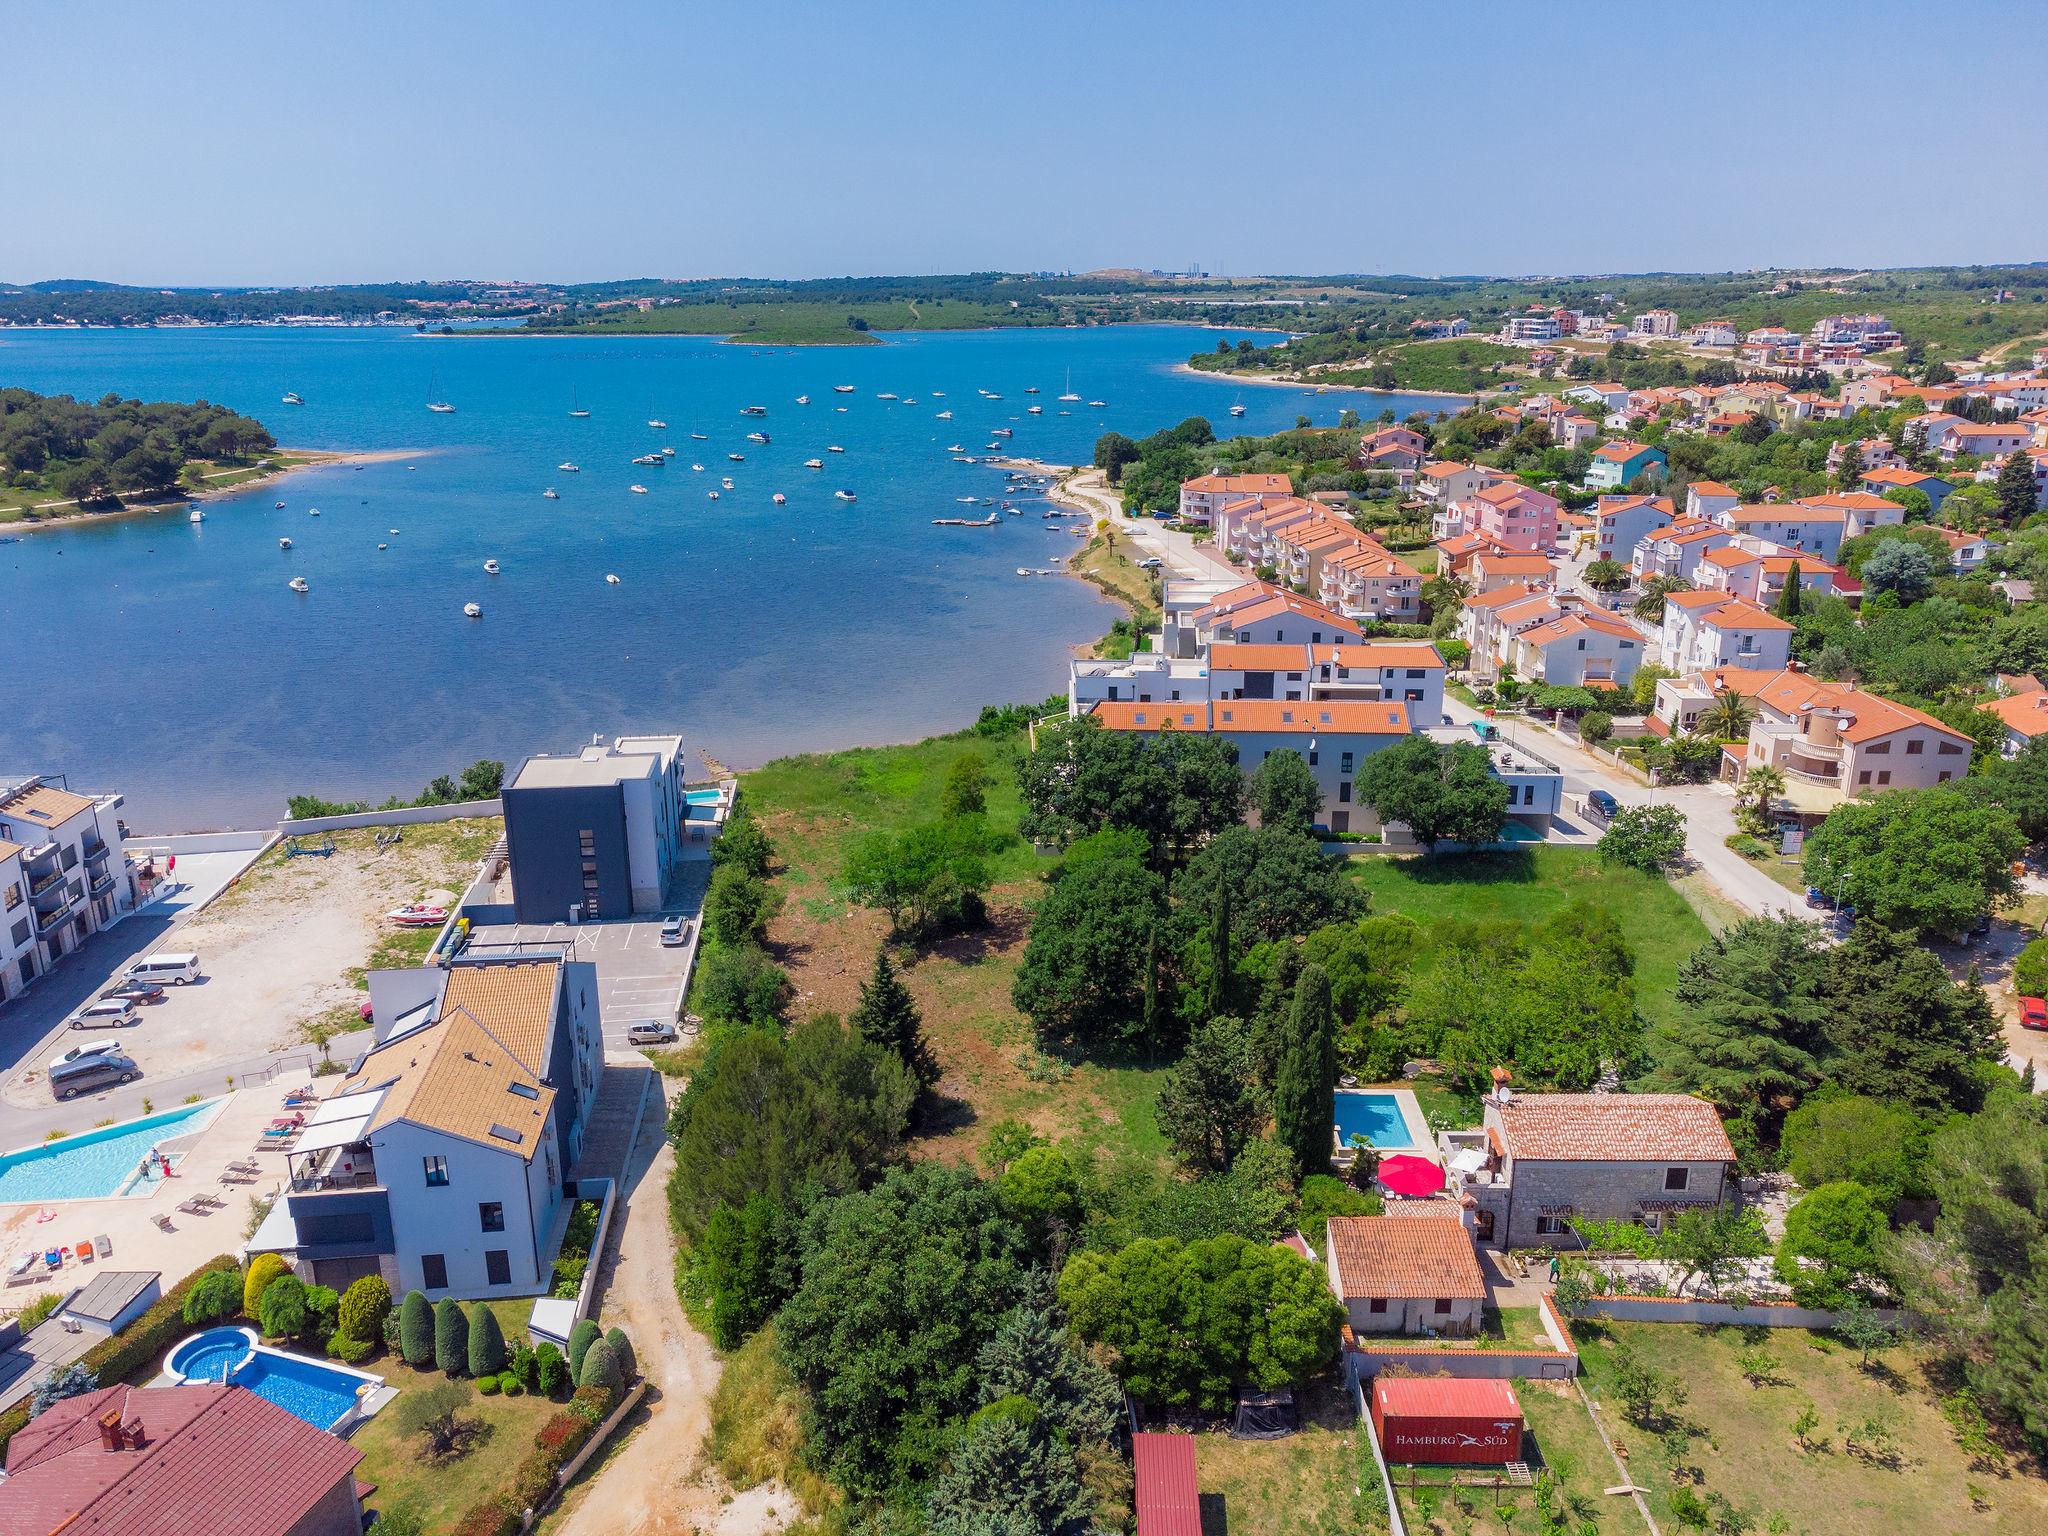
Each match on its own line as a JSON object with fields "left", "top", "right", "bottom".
{"left": 1658, "top": 592, "right": 1795, "bottom": 674}
{"left": 0, "top": 776, "right": 137, "bottom": 1004}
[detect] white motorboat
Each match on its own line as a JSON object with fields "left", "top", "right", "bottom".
{"left": 464, "top": 602, "right": 482, "bottom": 618}
{"left": 605, "top": 573, "right": 621, "bottom": 584}
{"left": 957, "top": 496, "right": 979, "bottom": 504}
{"left": 282, "top": 391, "right": 303, "bottom": 405}
{"left": 1088, "top": 400, "right": 1107, "bottom": 408}
{"left": 991, "top": 427, "right": 1014, "bottom": 437}
{"left": 278, "top": 537, "right": 292, "bottom": 549}
{"left": 542, "top": 487, "right": 560, "bottom": 498}
{"left": 795, "top": 394, "right": 810, "bottom": 405}
{"left": 740, "top": 405, "right": 768, "bottom": 416}
{"left": 308, "top": 507, "right": 321, "bottom": 515}
{"left": 773, "top": 493, "right": 787, "bottom": 505}
{"left": 832, "top": 384, "right": 856, "bottom": 393}
{"left": 630, "top": 484, "right": 649, "bottom": 494}
{"left": 946, "top": 444, "right": 963, "bottom": 452}
{"left": 721, "top": 477, "right": 734, "bottom": 489}
{"left": 558, "top": 462, "right": 580, "bottom": 472}
{"left": 648, "top": 417, "right": 668, "bottom": 429}
{"left": 835, "top": 489, "right": 857, "bottom": 502}
{"left": 633, "top": 454, "right": 663, "bottom": 466}
{"left": 1027, "top": 405, "right": 1042, "bottom": 414}
{"left": 1025, "top": 386, "right": 1040, "bottom": 394}
{"left": 878, "top": 392, "right": 898, "bottom": 401}
{"left": 728, "top": 452, "right": 745, "bottom": 462}
{"left": 708, "top": 490, "right": 720, "bottom": 500}
{"left": 427, "top": 401, "right": 455, "bottom": 413}
{"left": 377, "top": 543, "right": 387, "bottom": 549}
{"left": 936, "top": 410, "right": 953, "bottom": 419}
{"left": 484, "top": 559, "right": 501, "bottom": 574}
{"left": 661, "top": 446, "right": 676, "bottom": 456}
{"left": 288, "top": 576, "right": 309, "bottom": 593}
{"left": 804, "top": 458, "right": 824, "bottom": 469}
{"left": 828, "top": 445, "right": 845, "bottom": 453}
{"left": 746, "top": 431, "right": 769, "bottom": 444}
{"left": 690, "top": 431, "right": 708, "bottom": 440}
{"left": 188, "top": 508, "right": 204, "bottom": 523}
{"left": 274, "top": 500, "right": 285, "bottom": 508}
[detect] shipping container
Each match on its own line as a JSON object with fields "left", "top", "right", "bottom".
{"left": 1370, "top": 1376, "right": 1525, "bottom": 1466}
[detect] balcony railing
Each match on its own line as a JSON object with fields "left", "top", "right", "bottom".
{"left": 27, "top": 867, "right": 62, "bottom": 899}
{"left": 34, "top": 905, "right": 74, "bottom": 937}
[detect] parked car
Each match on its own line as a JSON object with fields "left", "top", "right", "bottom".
{"left": 124, "top": 952, "right": 200, "bottom": 986}
{"left": 101, "top": 979, "right": 165, "bottom": 1004}
{"left": 49, "top": 1038, "right": 124, "bottom": 1073}
{"left": 1586, "top": 789, "right": 1619, "bottom": 820}
{"left": 659, "top": 915, "right": 691, "bottom": 948}
{"left": 625, "top": 1018, "right": 678, "bottom": 1046}
{"left": 2021, "top": 996, "right": 2048, "bottom": 1032}
{"left": 49, "top": 1053, "right": 139, "bottom": 1100}
{"left": 1137, "top": 556, "right": 1164, "bottom": 570}
{"left": 68, "top": 998, "right": 138, "bottom": 1031}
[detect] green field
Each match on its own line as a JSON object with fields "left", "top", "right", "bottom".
{"left": 1344, "top": 847, "right": 1714, "bottom": 1029}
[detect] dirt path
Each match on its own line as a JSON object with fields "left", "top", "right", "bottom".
{"left": 550, "top": 1076, "right": 797, "bottom": 1536}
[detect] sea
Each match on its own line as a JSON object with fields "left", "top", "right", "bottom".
{"left": 0, "top": 323, "right": 1456, "bottom": 829}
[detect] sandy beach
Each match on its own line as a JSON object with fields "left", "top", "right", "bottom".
{"left": 1, "top": 447, "right": 432, "bottom": 537}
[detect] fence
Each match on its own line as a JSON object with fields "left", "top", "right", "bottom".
{"left": 127, "top": 830, "right": 278, "bottom": 854}
{"left": 1576, "top": 1294, "right": 1906, "bottom": 1329}
{"left": 277, "top": 798, "right": 502, "bottom": 836}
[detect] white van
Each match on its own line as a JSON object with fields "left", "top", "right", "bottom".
{"left": 126, "top": 952, "right": 201, "bottom": 986}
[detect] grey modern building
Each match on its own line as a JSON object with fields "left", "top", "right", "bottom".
{"left": 502, "top": 734, "right": 685, "bottom": 923}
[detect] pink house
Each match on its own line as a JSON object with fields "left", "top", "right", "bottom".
{"left": 1467, "top": 480, "right": 1561, "bottom": 552}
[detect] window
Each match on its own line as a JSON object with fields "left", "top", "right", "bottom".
{"left": 423, "top": 1156, "right": 449, "bottom": 1188}
{"left": 1857, "top": 770, "right": 1872, "bottom": 786}
{"left": 1866, "top": 740, "right": 1891, "bottom": 755}
{"left": 1877, "top": 770, "right": 1891, "bottom": 785}
{"left": 1339, "top": 782, "right": 1352, "bottom": 803}
{"left": 60, "top": 846, "right": 77, "bottom": 870}
{"left": 1, "top": 882, "right": 17, "bottom": 911}
{"left": 1906, "top": 738, "right": 1924, "bottom": 755}
{"left": 1433, "top": 1298, "right": 1453, "bottom": 1316}
{"left": 1536, "top": 1213, "right": 1569, "bottom": 1236}
{"left": 9, "top": 918, "right": 26, "bottom": 947}
{"left": 1368, "top": 1297, "right": 1389, "bottom": 1315}
{"left": 1307, "top": 750, "right": 1319, "bottom": 766}
{"left": 1340, "top": 751, "right": 1355, "bottom": 774}
{"left": 421, "top": 1253, "right": 448, "bottom": 1290}
{"left": 1664, "top": 1166, "right": 1690, "bottom": 1192}
{"left": 479, "top": 1201, "right": 505, "bottom": 1232}
{"left": 485, "top": 1250, "right": 511, "bottom": 1287}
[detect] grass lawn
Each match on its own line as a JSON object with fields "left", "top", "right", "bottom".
{"left": 349, "top": 1344, "right": 564, "bottom": 1533}
{"left": 1573, "top": 1320, "right": 2048, "bottom": 1535}
{"left": 1344, "top": 846, "right": 1712, "bottom": 1029}
{"left": 1194, "top": 1375, "right": 1387, "bottom": 1536}
{"left": 741, "top": 729, "right": 1176, "bottom": 1172}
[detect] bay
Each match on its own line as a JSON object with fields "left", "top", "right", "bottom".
{"left": 0, "top": 323, "right": 1454, "bottom": 829}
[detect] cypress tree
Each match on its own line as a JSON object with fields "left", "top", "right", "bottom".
{"left": 399, "top": 1289, "right": 435, "bottom": 1367}
{"left": 1273, "top": 964, "right": 1338, "bottom": 1178}
{"left": 1775, "top": 561, "right": 1803, "bottom": 620}
{"left": 567, "top": 1317, "right": 602, "bottom": 1380}
{"left": 1207, "top": 884, "right": 1232, "bottom": 1020}
{"left": 433, "top": 1297, "right": 468, "bottom": 1376}
{"left": 467, "top": 1302, "right": 506, "bottom": 1378}
{"left": 850, "top": 944, "right": 938, "bottom": 1091}
{"left": 1996, "top": 449, "right": 2039, "bottom": 523}
{"left": 1140, "top": 916, "right": 1167, "bottom": 1055}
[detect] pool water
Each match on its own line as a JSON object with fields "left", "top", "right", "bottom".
{"left": 685, "top": 789, "right": 723, "bottom": 804}
{"left": 1333, "top": 1090, "right": 1416, "bottom": 1150}
{"left": 0, "top": 1099, "right": 225, "bottom": 1204}
{"left": 169, "top": 1326, "right": 372, "bottom": 1432}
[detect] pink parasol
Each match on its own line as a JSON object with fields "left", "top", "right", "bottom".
{"left": 1376, "top": 1154, "right": 1447, "bottom": 1198}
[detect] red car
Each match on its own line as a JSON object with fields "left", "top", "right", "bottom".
{"left": 2019, "top": 997, "right": 2048, "bottom": 1032}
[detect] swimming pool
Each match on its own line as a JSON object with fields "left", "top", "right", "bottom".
{"left": 0, "top": 1098, "right": 226, "bottom": 1205}
{"left": 167, "top": 1326, "right": 383, "bottom": 1433}
{"left": 1332, "top": 1090, "right": 1418, "bottom": 1150}
{"left": 685, "top": 788, "right": 724, "bottom": 805}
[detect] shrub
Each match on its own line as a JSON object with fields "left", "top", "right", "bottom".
{"left": 182, "top": 1269, "right": 242, "bottom": 1326}
{"left": 383, "top": 1306, "right": 404, "bottom": 1351}
{"left": 258, "top": 1275, "right": 309, "bottom": 1341}
{"left": 478, "top": 1373, "right": 502, "bottom": 1396}
{"left": 399, "top": 1290, "right": 435, "bottom": 1367}
{"left": 468, "top": 1305, "right": 507, "bottom": 1378}
{"left": 337, "top": 1275, "right": 392, "bottom": 1344}
{"left": 603, "top": 1326, "right": 635, "bottom": 1382}
{"left": 450, "top": 1498, "right": 520, "bottom": 1536}
{"left": 304, "top": 1284, "right": 339, "bottom": 1341}
{"left": 535, "top": 1341, "right": 569, "bottom": 1397}
{"left": 434, "top": 1298, "right": 469, "bottom": 1376}
{"left": 497, "top": 1369, "right": 520, "bottom": 1395}
{"left": 242, "top": 1254, "right": 289, "bottom": 1321}
{"left": 327, "top": 1334, "right": 375, "bottom": 1365}
{"left": 566, "top": 1318, "right": 602, "bottom": 1380}
{"left": 535, "top": 1410, "right": 592, "bottom": 1459}
{"left": 570, "top": 1383, "right": 616, "bottom": 1425}
{"left": 2014, "top": 937, "right": 2048, "bottom": 999}
{"left": 509, "top": 1343, "right": 538, "bottom": 1390}
{"left": 576, "top": 1339, "right": 623, "bottom": 1392}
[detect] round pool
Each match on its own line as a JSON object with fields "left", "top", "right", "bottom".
{"left": 167, "top": 1325, "right": 256, "bottom": 1382}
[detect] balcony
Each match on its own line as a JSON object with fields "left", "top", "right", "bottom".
{"left": 287, "top": 1143, "right": 380, "bottom": 1194}
{"left": 34, "top": 904, "right": 75, "bottom": 937}
{"left": 26, "top": 866, "right": 63, "bottom": 900}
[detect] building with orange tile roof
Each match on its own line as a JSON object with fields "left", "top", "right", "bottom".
{"left": 1325, "top": 1214, "right": 1485, "bottom": 1334}
{"left": 1714, "top": 502, "right": 1848, "bottom": 563}
{"left": 1178, "top": 472, "right": 1293, "bottom": 525}
{"left": 1857, "top": 464, "right": 1956, "bottom": 514}
{"left": 1659, "top": 593, "right": 1794, "bottom": 674}
{"left": 1988, "top": 689, "right": 2048, "bottom": 757}
{"left": 1735, "top": 669, "right": 1974, "bottom": 811}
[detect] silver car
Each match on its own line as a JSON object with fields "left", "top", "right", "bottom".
{"left": 625, "top": 1018, "right": 679, "bottom": 1046}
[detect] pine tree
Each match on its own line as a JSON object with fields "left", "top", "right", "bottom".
{"left": 1775, "top": 561, "right": 1803, "bottom": 620}
{"left": 1207, "top": 884, "right": 1233, "bottom": 1020}
{"left": 850, "top": 945, "right": 938, "bottom": 1090}
{"left": 1273, "top": 964, "right": 1337, "bottom": 1178}
{"left": 1996, "top": 449, "right": 2039, "bottom": 524}
{"left": 1140, "top": 916, "right": 1167, "bottom": 1056}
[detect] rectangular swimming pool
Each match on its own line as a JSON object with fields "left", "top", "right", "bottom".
{"left": 1332, "top": 1090, "right": 1417, "bottom": 1150}
{"left": 0, "top": 1099, "right": 226, "bottom": 1205}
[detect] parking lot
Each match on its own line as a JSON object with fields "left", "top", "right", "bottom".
{"left": 465, "top": 863, "right": 706, "bottom": 1051}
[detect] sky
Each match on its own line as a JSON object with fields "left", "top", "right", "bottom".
{"left": 8, "top": 0, "right": 2048, "bottom": 287}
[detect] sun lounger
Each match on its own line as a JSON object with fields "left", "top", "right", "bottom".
{"left": 176, "top": 1198, "right": 211, "bottom": 1216}
{"left": 151, "top": 1214, "right": 174, "bottom": 1232}
{"left": 74, "top": 1242, "right": 92, "bottom": 1263}
{"left": 6, "top": 1252, "right": 37, "bottom": 1286}
{"left": 43, "top": 1250, "right": 62, "bottom": 1271}
{"left": 93, "top": 1235, "right": 110, "bottom": 1259}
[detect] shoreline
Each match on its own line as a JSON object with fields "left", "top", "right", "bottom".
{"left": 1170, "top": 360, "right": 1474, "bottom": 402}
{"left": 0, "top": 448, "right": 431, "bottom": 535}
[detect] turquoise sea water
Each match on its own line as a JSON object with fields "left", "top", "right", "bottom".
{"left": 0, "top": 323, "right": 1455, "bottom": 828}
{"left": 0, "top": 1098, "right": 223, "bottom": 1204}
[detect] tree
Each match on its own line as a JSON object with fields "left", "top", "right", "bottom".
{"left": 699, "top": 1195, "right": 792, "bottom": 1349}
{"left": 973, "top": 1275, "right": 1122, "bottom": 1448}
{"left": 1697, "top": 688, "right": 1753, "bottom": 740}
{"left": 604, "top": 1326, "right": 636, "bottom": 1380}
{"left": 843, "top": 816, "right": 995, "bottom": 939}
{"left": 399, "top": 1289, "right": 435, "bottom": 1366}
{"left": 1599, "top": 804, "right": 1687, "bottom": 871}
{"left": 1012, "top": 840, "right": 1165, "bottom": 1049}
{"left": 1824, "top": 924, "right": 2001, "bottom": 1115}
{"left": 1862, "top": 538, "right": 1937, "bottom": 603}
{"left": 1739, "top": 763, "right": 1787, "bottom": 832}
{"left": 1172, "top": 824, "right": 1363, "bottom": 947}
{"left": 1208, "top": 882, "right": 1232, "bottom": 1021}
{"left": 259, "top": 1274, "right": 309, "bottom": 1340}
{"left": 337, "top": 1274, "right": 392, "bottom": 1344}
{"left": 695, "top": 940, "right": 788, "bottom": 1026}
{"left": 1780, "top": 1093, "right": 1922, "bottom": 1202}
{"left": 1058, "top": 1233, "right": 1343, "bottom": 1411}
{"left": 1776, "top": 1182, "right": 1890, "bottom": 1308}
{"left": 850, "top": 945, "right": 938, "bottom": 1092}
{"left": 704, "top": 864, "right": 775, "bottom": 947}
{"left": 243, "top": 1253, "right": 288, "bottom": 1322}
{"left": 1660, "top": 1205, "right": 1769, "bottom": 1297}
{"left": 1017, "top": 715, "right": 1244, "bottom": 869}
{"left": 1157, "top": 1015, "right": 1267, "bottom": 1173}
{"left": 1093, "top": 431, "right": 1140, "bottom": 484}
{"left": 433, "top": 1297, "right": 468, "bottom": 1375}
{"left": 939, "top": 753, "right": 988, "bottom": 818}
{"left": 466, "top": 1303, "right": 507, "bottom": 1378}
{"left": 1802, "top": 786, "right": 2023, "bottom": 940}
{"left": 1832, "top": 1297, "right": 1902, "bottom": 1368}
{"left": 1965, "top": 736, "right": 2048, "bottom": 842}
{"left": 1580, "top": 710, "right": 1614, "bottom": 747}
{"left": 456, "top": 759, "right": 504, "bottom": 800}
{"left": 1633, "top": 576, "right": 1691, "bottom": 623}
{"left": 567, "top": 1317, "right": 603, "bottom": 1381}
{"left": 1356, "top": 736, "right": 1509, "bottom": 851}
{"left": 1273, "top": 966, "right": 1338, "bottom": 1179}
{"left": 1641, "top": 915, "right": 1830, "bottom": 1122}
{"left": 711, "top": 802, "right": 773, "bottom": 878}
{"left": 393, "top": 1378, "right": 473, "bottom": 1458}
{"left": 777, "top": 1165, "right": 1029, "bottom": 1496}
{"left": 925, "top": 1403, "right": 1092, "bottom": 1536}
{"left": 1253, "top": 748, "right": 1322, "bottom": 835}
{"left": 1584, "top": 558, "right": 1631, "bottom": 592}
{"left": 996, "top": 1145, "right": 1083, "bottom": 1241}
{"left": 1775, "top": 565, "right": 1804, "bottom": 620}
{"left": 29, "top": 1363, "right": 98, "bottom": 1420}
{"left": 1996, "top": 447, "right": 2040, "bottom": 523}
{"left": 578, "top": 1337, "right": 623, "bottom": 1391}
{"left": 534, "top": 1341, "right": 569, "bottom": 1397}
{"left": 183, "top": 1269, "right": 243, "bottom": 1325}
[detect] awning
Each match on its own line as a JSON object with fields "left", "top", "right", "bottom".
{"left": 293, "top": 1111, "right": 375, "bottom": 1154}
{"left": 1449, "top": 1147, "right": 1489, "bottom": 1176}
{"left": 305, "top": 1090, "right": 383, "bottom": 1126}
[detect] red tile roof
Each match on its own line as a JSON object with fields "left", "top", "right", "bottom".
{"left": 1327, "top": 1214, "right": 1486, "bottom": 1299}
{"left": 1495, "top": 1094, "right": 1735, "bottom": 1163}
{"left": 1089, "top": 700, "right": 1410, "bottom": 736}
{"left": 0, "top": 1384, "right": 364, "bottom": 1536}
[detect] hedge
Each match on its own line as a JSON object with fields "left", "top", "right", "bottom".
{"left": 450, "top": 1498, "right": 520, "bottom": 1536}
{"left": 456, "top": 1387, "right": 621, "bottom": 1536}
{"left": 243, "top": 1253, "right": 288, "bottom": 1321}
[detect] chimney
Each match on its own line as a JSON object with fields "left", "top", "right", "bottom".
{"left": 121, "top": 1415, "right": 146, "bottom": 1450}
{"left": 97, "top": 1407, "right": 123, "bottom": 1452}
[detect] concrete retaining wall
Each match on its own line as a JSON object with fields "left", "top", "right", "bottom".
{"left": 278, "top": 799, "right": 501, "bottom": 835}
{"left": 521, "top": 1378, "right": 650, "bottom": 1532}
{"left": 1578, "top": 1295, "right": 1902, "bottom": 1329}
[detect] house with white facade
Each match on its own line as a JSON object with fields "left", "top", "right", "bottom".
{"left": 1415, "top": 461, "right": 1504, "bottom": 509}
{"left": 1988, "top": 687, "right": 2048, "bottom": 758}
{"left": 1739, "top": 670, "right": 1975, "bottom": 807}
{"left": 1658, "top": 592, "right": 1794, "bottom": 674}
{"left": 1793, "top": 490, "right": 1905, "bottom": 540}
{"left": 1589, "top": 494, "right": 1674, "bottom": 566}
{"left": 1683, "top": 481, "right": 1739, "bottom": 521}
{"left": 1468, "top": 549, "right": 1555, "bottom": 593}
{"left": 1178, "top": 473, "right": 1293, "bottom": 525}
{"left": 1717, "top": 503, "right": 1847, "bottom": 564}
{"left": 1505, "top": 609, "right": 1645, "bottom": 689}
{"left": 1859, "top": 465, "right": 1955, "bottom": 513}
{"left": 1632, "top": 519, "right": 1734, "bottom": 584}
{"left": 1325, "top": 1214, "right": 1485, "bottom": 1336}
{"left": 0, "top": 776, "right": 136, "bottom": 1005}
{"left": 1693, "top": 543, "right": 1840, "bottom": 607}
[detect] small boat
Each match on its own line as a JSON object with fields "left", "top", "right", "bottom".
{"left": 388, "top": 903, "right": 450, "bottom": 926}
{"left": 389, "top": 528, "right": 401, "bottom": 534}
{"left": 708, "top": 491, "right": 720, "bottom": 500}
{"left": 773, "top": 493, "right": 787, "bottom": 505}
{"left": 630, "top": 484, "right": 649, "bottom": 494}
{"left": 690, "top": 431, "right": 709, "bottom": 440}
{"left": 463, "top": 602, "right": 482, "bottom": 618}
{"left": 1088, "top": 400, "right": 1107, "bottom": 408}
{"left": 648, "top": 417, "right": 668, "bottom": 429}
{"left": 834, "top": 406, "right": 847, "bottom": 413}
{"left": 721, "top": 477, "right": 734, "bottom": 488}
{"left": 308, "top": 507, "right": 321, "bottom": 516}
{"left": 904, "top": 397, "right": 918, "bottom": 405}
{"left": 569, "top": 390, "right": 590, "bottom": 418}
{"left": 558, "top": 462, "right": 580, "bottom": 472}
{"left": 1058, "top": 370, "right": 1080, "bottom": 403}
{"left": 543, "top": 487, "right": 560, "bottom": 499}
{"left": 274, "top": 501, "right": 285, "bottom": 508}
{"left": 288, "top": 576, "right": 309, "bottom": 593}
{"left": 833, "top": 384, "right": 856, "bottom": 394}
{"left": 188, "top": 508, "right": 204, "bottom": 523}
{"left": 795, "top": 394, "right": 810, "bottom": 405}
{"left": 1025, "top": 386, "right": 1040, "bottom": 394}
{"left": 278, "top": 537, "right": 292, "bottom": 549}
{"left": 282, "top": 391, "right": 304, "bottom": 405}
{"left": 740, "top": 405, "right": 768, "bottom": 416}
{"left": 986, "top": 392, "right": 1003, "bottom": 400}
{"left": 946, "top": 444, "right": 963, "bottom": 452}
{"left": 746, "top": 431, "right": 769, "bottom": 444}
{"left": 835, "top": 489, "right": 857, "bottom": 502}
{"left": 992, "top": 427, "right": 1014, "bottom": 437}
{"left": 1027, "top": 405, "right": 1042, "bottom": 414}
{"left": 661, "top": 446, "right": 676, "bottom": 457}
{"left": 484, "top": 559, "right": 501, "bottom": 574}
{"left": 936, "top": 410, "right": 953, "bottom": 420}
{"left": 1229, "top": 396, "right": 1247, "bottom": 417}
{"left": 878, "top": 392, "right": 898, "bottom": 401}
{"left": 957, "top": 496, "right": 979, "bottom": 504}
{"left": 828, "top": 445, "right": 845, "bottom": 453}
{"left": 633, "top": 454, "right": 663, "bottom": 466}
{"left": 378, "top": 542, "right": 387, "bottom": 549}
{"left": 427, "top": 401, "right": 455, "bottom": 413}
{"left": 932, "top": 390, "right": 946, "bottom": 398}
{"left": 605, "top": 573, "right": 621, "bottom": 584}
{"left": 728, "top": 452, "right": 745, "bottom": 462}
{"left": 804, "top": 458, "right": 824, "bottom": 469}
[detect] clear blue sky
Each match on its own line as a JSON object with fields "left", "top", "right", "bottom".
{"left": 9, "top": 0, "right": 2047, "bottom": 286}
